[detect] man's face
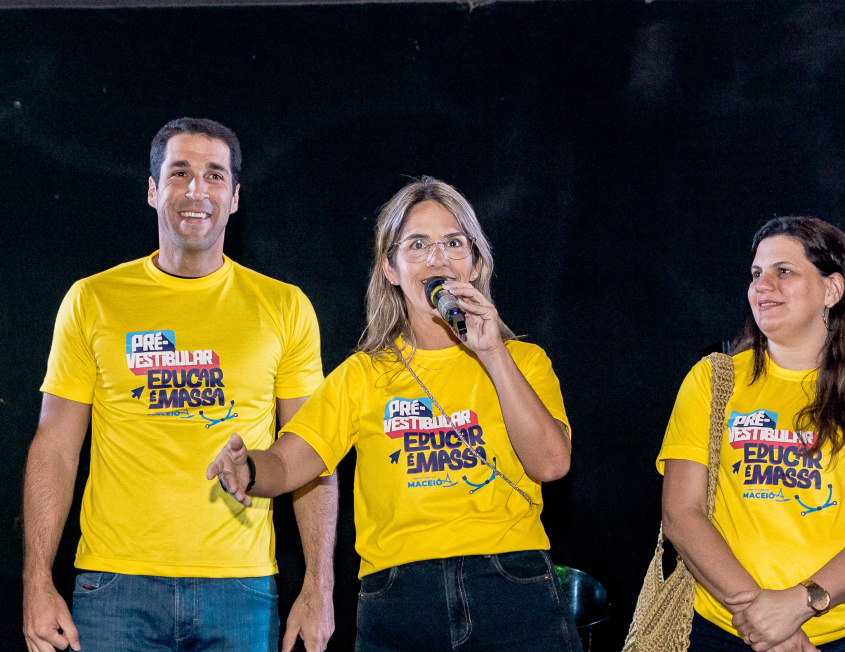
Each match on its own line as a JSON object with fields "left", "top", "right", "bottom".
{"left": 148, "top": 133, "right": 239, "bottom": 259}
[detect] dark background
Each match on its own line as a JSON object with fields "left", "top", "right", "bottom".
{"left": 3, "top": 1, "right": 845, "bottom": 649}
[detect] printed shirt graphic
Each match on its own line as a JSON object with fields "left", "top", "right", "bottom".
{"left": 41, "top": 254, "right": 323, "bottom": 577}
{"left": 657, "top": 350, "right": 845, "bottom": 645}
{"left": 283, "top": 338, "right": 569, "bottom": 577}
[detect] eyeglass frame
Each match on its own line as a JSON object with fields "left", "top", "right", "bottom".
{"left": 389, "top": 233, "right": 477, "bottom": 263}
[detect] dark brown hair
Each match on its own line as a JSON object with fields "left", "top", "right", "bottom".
{"left": 150, "top": 117, "right": 241, "bottom": 186}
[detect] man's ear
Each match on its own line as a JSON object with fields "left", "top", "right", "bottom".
{"left": 382, "top": 255, "right": 399, "bottom": 285}
{"left": 147, "top": 177, "right": 157, "bottom": 209}
{"left": 230, "top": 183, "right": 240, "bottom": 215}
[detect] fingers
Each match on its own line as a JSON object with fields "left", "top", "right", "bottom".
{"left": 25, "top": 636, "right": 62, "bottom": 652}
{"left": 444, "top": 282, "right": 493, "bottom": 309}
{"left": 728, "top": 601, "right": 753, "bottom": 615}
{"left": 228, "top": 432, "right": 246, "bottom": 454}
{"left": 283, "top": 588, "right": 334, "bottom": 652}
{"left": 24, "top": 627, "right": 71, "bottom": 652}
{"left": 57, "top": 612, "right": 80, "bottom": 651}
{"left": 206, "top": 433, "right": 242, "bottom": 480}
{"left": 219, "top": 468, "right": 251, "bottom": 506}
{"left": 206, "top": 458, "right": 222, "bottom": 480}
{"left": 767, "top": 630, "right": 817, "bottom": 652}
{"left": 441, "top": 284, "right": 496, "bottom": 320}
{"left": 23, "top": 586, "right": 78, "bottom": 652}
{"left": 727, "top": 590, "right": 759, "bottom": 605}
{"left": 206, "top": 433, "right": 252, "bottom": 506}
{"left": 280, "top": 625, "right": 300, "bottom": 652}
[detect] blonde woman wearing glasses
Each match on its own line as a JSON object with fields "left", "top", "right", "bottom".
{"left": 208, "top": 177, "right": 582, "bottom": 651}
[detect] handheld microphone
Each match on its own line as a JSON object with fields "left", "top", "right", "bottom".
{"left": 423, "top": 276, "right": 467, "bottom": 339}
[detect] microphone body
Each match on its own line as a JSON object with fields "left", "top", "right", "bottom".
{"left": 423, "top": 276, "right": 467, "bottom": 338}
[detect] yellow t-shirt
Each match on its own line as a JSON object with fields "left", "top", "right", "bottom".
{"left": 41, "top": 253, "right": 323, "bottom": 577}
{"left": 657, "top": 350, "right": 845, "bottom": 645}
{"left": 283, "top": 339, "right": 570, "bottom": 577}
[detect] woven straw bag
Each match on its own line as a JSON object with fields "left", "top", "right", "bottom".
{"left": 622, "top": 352, "right": 734, "bottom": 652}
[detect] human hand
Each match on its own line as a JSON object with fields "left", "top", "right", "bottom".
{"left": 281, "top": 579, "right": 334, "bottom": 652}
{"left": 23, "top": 579, "right": 80, "bottom": 651}
{"left": 206, "top": 433, "right": 253, "bottom": 506}
{"left": 439, "top": 281, "right": 504, "bottom": 355}
{"left": 728, "top": 586, "right": 812, "bottom": 650}
{"left": 765, "top": 628, "right": 819, "bottom": 652}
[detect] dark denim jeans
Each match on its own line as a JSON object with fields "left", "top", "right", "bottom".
{"left": 355, "top": 550, "right": 583, "bottom": 652}
{"left": 690, "top": 612, "right": 845, "bottom": 652}
{"left": 72, "top": 572, "right": 279, "bottom": 652}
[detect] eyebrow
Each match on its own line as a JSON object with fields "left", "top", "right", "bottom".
{"left": 166, "top": 160, "right": 229, "bottom": 175}
{"left": 400, "top": 231, "right": 465, "bottom": 240}
{"left": 751, "top": 260, "right": 793, "bottom": 269}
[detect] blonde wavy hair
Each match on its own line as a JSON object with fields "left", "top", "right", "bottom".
{"left": 357, "top": 176, "right": 516, "bottom": 361}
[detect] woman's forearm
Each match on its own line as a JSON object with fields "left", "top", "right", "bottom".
{"left": 664, "top": 501, "right": 759, "bottom": 607}
{"left": 250, "top": 431, "right": 329, "bottom": 497}
{"left": 663, "top": 459, "right": 759, "bottom": 609}
{"left": 478, "top": 344, "right": 571, "bottom": 482}
{"left": 809, "top": 546, "right": 845, "bottom": 610}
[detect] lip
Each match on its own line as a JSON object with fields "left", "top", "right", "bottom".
{"left": 420, "top": 275, "right": 455, "bottom": 285}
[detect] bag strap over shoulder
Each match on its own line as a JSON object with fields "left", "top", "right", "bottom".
{"left": 704, "top": 352, "right": 734, "bottom": 520}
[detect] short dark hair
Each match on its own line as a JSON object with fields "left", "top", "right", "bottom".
{"left": 150, "top": 118, "right": 241, "bottom": 186}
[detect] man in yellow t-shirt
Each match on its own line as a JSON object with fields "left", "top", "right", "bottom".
{"left": 22, "top": 118, "right": 337, "bottom": 652}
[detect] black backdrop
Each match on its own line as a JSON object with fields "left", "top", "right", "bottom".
{"left": 3, "top": 2, "right": 845, "bottom": 649}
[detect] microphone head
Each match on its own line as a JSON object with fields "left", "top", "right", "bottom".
{"left": 422, "top": 276, "right": 467, "bottom": 339}
{"left": 423, "top": 276, "right": 449, "bottom": 309}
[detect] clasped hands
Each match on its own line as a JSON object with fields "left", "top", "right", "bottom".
{"left": 727, "top": 586, "right": 818, "bottom": 652}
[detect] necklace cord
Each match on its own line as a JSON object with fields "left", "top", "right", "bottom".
{"left": 400, "top": 355, "right": 534, "bottom": 508}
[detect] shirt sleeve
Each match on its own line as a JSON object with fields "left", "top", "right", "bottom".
{"left": 281, "top": 357, "right": 362, "bottom": 475}
{"left": 275, "top": 288, "right": 324, "bottom": 399}
{"left": 510, "top": 342, "right": 571, "bottom": 438}
{"left": 656, "top": 359, "right": 713, "bottom": 475}
{"left": 40, "top": 281, "right": 97, "bottom": 404}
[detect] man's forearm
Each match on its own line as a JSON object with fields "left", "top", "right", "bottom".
{"left": 22, "top": 435, "right": 80, "bottom": 584}
{"left": 292, "top": 473, "right": 338, "bottom": 588}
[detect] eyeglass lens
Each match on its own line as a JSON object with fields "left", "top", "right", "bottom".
{"left": 399, "top": 236, "right": 472, "bottom": 262}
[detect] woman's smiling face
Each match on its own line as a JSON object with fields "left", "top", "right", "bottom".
{"left": 748, "top": 235, "right": 836, "bottom": 344}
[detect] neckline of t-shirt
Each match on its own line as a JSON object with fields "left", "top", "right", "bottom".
{"left": 764, "top": 352, "right": 818, "bottom": 382}
{"left": 396, "top": 336, "right": 468, "bottom": 364}
{"left": 144, "top": 251, "right": 233, "bottom": 289}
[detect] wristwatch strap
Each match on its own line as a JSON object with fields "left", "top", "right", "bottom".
{"left": 245, "top": 455, "right": 256, "bottom": 493}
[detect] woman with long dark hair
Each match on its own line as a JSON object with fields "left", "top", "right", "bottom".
{"left": 660, "top": 216, "right": 845, "bottom": 651}
{"left": 208, "top": 177, "right": 582, "bottom": 651}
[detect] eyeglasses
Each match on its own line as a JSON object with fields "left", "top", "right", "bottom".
{"left": 393, "top": 234, "right": 475, "bottom": 263}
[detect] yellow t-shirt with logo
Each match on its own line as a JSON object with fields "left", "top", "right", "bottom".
{"left": 41, "top": 253, "right": 323, "bottom": 577}
{"left": 282, "top": 338, "right": 570, "bottom": 578}
{"left": 657, "top": 350, "right": 845, "bottom": 645}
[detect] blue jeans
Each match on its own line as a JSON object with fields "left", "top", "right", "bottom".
{"left": 72, "top": 572, "right": 279, "bottom": 652}
{"left": 690, "top": 612, "right": 845, "bottom": 651}
{"left": 355, "top": 550, "right": 583, "bottom": 652}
